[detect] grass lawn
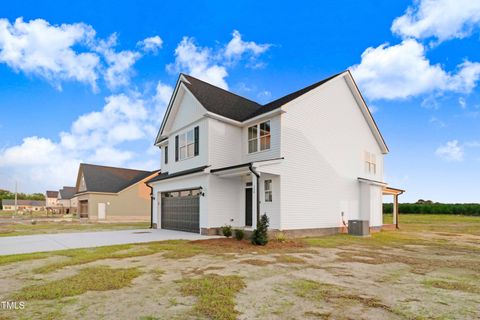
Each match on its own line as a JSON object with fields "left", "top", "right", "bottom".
{"left": 0, "top": 221, "right": 150, "bottom": 237}
{"left": 0, "top": 214, "right": 478, "bottom": 320}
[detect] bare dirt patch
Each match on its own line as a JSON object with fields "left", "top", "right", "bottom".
{"left": 1, "top": 214, "right": 479, "bottom": 320}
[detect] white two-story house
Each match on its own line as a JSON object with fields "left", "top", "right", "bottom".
{"left": 147, "top": 71, "right": 402, "bottom": 235}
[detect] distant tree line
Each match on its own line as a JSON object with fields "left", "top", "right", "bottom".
{"left": 0, "top": 189, "right": 45, "bottom": 209}
{"left": 383, "top": 199, "right": 480, "bottom": 216}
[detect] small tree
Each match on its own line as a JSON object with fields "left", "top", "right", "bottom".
{"left": 221, "top": 225, "right": 233, "bottom": 238}
{"left": 251, "top": 214, "right": 269, "bottom": 245}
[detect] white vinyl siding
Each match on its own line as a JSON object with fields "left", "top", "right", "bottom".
{"left": 279, "top": 75, "right": 384, "bottom": 230}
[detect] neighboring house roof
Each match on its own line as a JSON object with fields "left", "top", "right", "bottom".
{"left": 46, "top": 191, "right": 58, "bottom": 198}
{"left": 146, "top": 166, "right": 209, "bottom": 184}
{"left": 2, "top": 200, "right": 45, "bottom": 206}
{"left": 76, "top": 163, "right": 158, "bottom": 194}
{"left": 59, "top": 187, "right": 76, "bottom": 199}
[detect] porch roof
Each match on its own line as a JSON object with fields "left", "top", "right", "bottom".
{"left": 210, "top": 157, "right": 284, "bottom": 177}
{"left": 383, "top": 186, "right": 405, "bottom": 196}
{"left": 146, "top": 166, "right": 209, "bottom": 184}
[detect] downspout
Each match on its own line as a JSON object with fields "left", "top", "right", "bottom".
{"left": 145, "top": 182, "right": 154, "bottom": 229}
{"left": 248, "top": 164, "right": 260, "bottom": 224}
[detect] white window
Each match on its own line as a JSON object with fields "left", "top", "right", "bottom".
{"left": 364, "top": 151, "right": 377, "bottom": 174}
{"left": 179, "top": 129, "right": 195, "bottom": 160}
{"left": 264, "top": 179, "right": 272, "bottom": 202}
{"left": 248, "top": 120, "right": 271, "bottom": 153}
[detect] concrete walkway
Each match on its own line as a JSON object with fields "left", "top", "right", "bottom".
{"left": 0, "top": 229, "right": 216, "bottom": 255}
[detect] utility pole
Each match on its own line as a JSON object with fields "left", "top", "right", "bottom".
{"left": 14, "top": 180, "right": 17, "bottom": 218}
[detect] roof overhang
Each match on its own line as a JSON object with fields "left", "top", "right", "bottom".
{"left": 358, "top": 177, "right": 388, "bottom": 187}
{"left": 155, "top": 74, "right": 190, "bottom": 145}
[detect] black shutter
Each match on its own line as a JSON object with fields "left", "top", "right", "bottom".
{"left": 175, "top": 135, "right": 179, "bottom": 161}
{"left": 194, "top": 126, "right": 199, "bottom": 156}
{"left": 164, "top": 146, "right": 168, "bottom": 164}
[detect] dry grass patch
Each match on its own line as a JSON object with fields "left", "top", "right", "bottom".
{"left": 335, "top": 249, "right": 480, "bottom": 275}
{"left": 180, "top": 274, "right": 245, "bottom": 320}
{"left": 424, "top": 279, "right": 480, "bottom": 294}
{"left": 291, "top": 279, "right": 393, "bottom": 313}
{"left": 275, "top": 254, "right": 307, "bottom": 264}
{"left": 192, "top": 238, "right": 307, "bottom": 254}
{"left": 0, "top": 251, "right": 52, "bottom": 266}
{"left": 240, "top": 258, "right": 272, "bottom": 266}
{"left": 13, "top": 266, "right": 141, "bottom": 300}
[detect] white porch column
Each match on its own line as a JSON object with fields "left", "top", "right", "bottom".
{"left": 392, "top": 194, "right": 397, "bottom": 225}
{"left": 152, "top": 190, "right": 159, "bottom": 228}
{"left": 252, "top": 174, "right": 258, "bottom": 230}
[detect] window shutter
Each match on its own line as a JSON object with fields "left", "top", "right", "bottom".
{"left": 194, "top": 126, "right": 199, "bottom": 156}
{"left": 175, "top": 135, "right": 179, "bottom": 161}
{"left": 164, "top": 146, "right": 168, "bottom": 164}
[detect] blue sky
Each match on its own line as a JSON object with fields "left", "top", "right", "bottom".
{"left": 0, "top": 0, "right": 479, "bottom": 202}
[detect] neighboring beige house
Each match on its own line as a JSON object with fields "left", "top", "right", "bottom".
{"left": 2, "top": 200, "right": 45, "bottom": 212}
{"left": 58, "top": 186, "right": 78, "bottom": 214}
{"left": 45, "top": 191, "right": 59, "bottom": 208}
{"left": 74, "top": 163, "right": 159, "bottom": 221}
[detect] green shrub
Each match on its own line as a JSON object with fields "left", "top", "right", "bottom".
{"left": 383, "top": 203, "right": 480, "bottom": 216}
{"left": 234, "top": 229, "right": 245, "bottom": 241}
{"left": 251, "top": 214, "right": 269, "bottom": 246}
{"left": 221, "top": 225, "right": 232, "bottom": 238}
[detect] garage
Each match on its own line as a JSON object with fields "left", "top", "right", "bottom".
{"left": 161, "top": 189, "right": 200, "bottom": 233}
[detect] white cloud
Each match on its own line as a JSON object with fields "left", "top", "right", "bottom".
{"left": 88, "top": 147, "right": 133, "bottom": 166}
{"left": 0, "top": 17, "right": 100, "bottom": 90}
{"left": 435, "top": 140, "right": 464, "bottom": 161}
{"left": 392, "top": 0, "right": 480, "bottom": 43}
{"left": 137, "top": 36, "right": 163, "bottom": 53}
{"left": 93, "top": 34, "right": 142, "bottom": 89}
{"left": 224, "top": 30, "right": 270, "bottom": 67}
{"left": 0, "top": 136, "right": 81, "bottom": 190}
{"left": 458, "top": 97, "right": 466, "bottom": 109}
{"left": 0, "top": 17, "right": 164, "bottom": 90}
{"left": 0, "top": 90, "right": 163, "bottom": 192}
{"left": 167, "top": 30, "right": 271, "bottom": 89}
{"left": 167, "top": 36, "right": 229, "bottom": 89}
{"left": 350, "top": 39, "right": 480, "bottom": 100}
{"left": 429, "top": 116, "right": 446, "bottom": 128}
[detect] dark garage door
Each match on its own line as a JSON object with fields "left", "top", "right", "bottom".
{"left": 161, "top": 189, "right": 200, "bottom": 233}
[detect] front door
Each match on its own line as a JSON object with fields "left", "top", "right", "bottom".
{"left": 245, "top": 187, "right": 252, "bottom": 227}
{"left": 98, "top": 203, "right": 106, "bottom": 220}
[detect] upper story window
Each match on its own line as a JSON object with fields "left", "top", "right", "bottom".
{"left": 364, "top": 151, "right": 376, "bottom": 174}
{"left": 175, "top": 126, "right": 199, "bottom": 161}
{"left": 164, "top": 146, "right": 168, "bottom": 164}
{"left": 248, "top": 120, "right": 271, "bottom": 153}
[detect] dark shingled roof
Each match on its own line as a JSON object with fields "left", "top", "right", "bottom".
{"left": 182, "top": 74, "right": 261, "bottom": 121}
{"left": 2, "top": 199, "right": 45, "bottom": 206}
{"left": 59, "top": 187, "right": 76, "bottom": 199}
{"left": 181, "top": 72, "right": 343, "bottom": 122}
{"left": 78, "top": 164, "right": 157, "bottom": 194}
{"left": 46, "top": 191, "right": 58, "bottom": 198}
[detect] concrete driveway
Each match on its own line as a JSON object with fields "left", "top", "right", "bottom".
{"left": 0, "top": 229, "right": 216, "bottom": 255}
